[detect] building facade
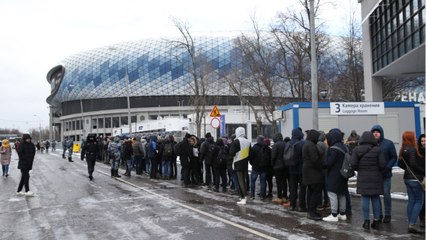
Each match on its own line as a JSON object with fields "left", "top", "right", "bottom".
{"left": 359, "top": 0, "right": 425, "bottom": 101}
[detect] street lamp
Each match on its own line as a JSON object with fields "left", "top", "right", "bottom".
{"left": 108, "top": 47, "right": 131, "bottom": 136}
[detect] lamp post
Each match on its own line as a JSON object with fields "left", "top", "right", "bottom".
{"left": 108, "top": 47, "right": 131, "bottom": 136}
{"left": 310, "top": 0, "right": 319, "bottom": 130}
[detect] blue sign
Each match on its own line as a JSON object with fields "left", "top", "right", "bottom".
{"left": 220, "top": 114, "right": 226, "bottom": 137}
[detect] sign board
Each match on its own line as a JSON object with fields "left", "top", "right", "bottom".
{"left": 220, "top": 115, "right": 226, "bottom": 136}
{"left": 330, "top": 102, "right": 385, "bottom": 115}
{"left": 210, "top": 105, "right": 221, "bottom": 117}
{"left": 210, "top": 117, "right": 220, "bottom": 129}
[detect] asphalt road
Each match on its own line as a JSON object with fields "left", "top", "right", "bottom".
{"left": 0, "top": 150, "right": 423, "bottom": 240}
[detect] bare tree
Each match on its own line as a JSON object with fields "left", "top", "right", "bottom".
{"left": 271, "top": 0, "right": 329, "bottom": 101}
{"left": 382, "top": 77, "right": 424, "bottom": 101}
{"left": 227, "top": 16, "right": 287, "bottom": 135}
{"left": 169, "top": 17, "right": 214, "bottom": 137}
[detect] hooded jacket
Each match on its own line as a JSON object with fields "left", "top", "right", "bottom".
{"left": 271, "top": 133, "right": 286, "bottom": 169}
{"left": 302, "top": 129, "right": 324, "bottom": 185}
{"left": 229, "top": 127, "right": 250, "bottom": 172}
{"left": 288, "top": 128, "right": 305, "bottom": 174}
{"left": 351, "top": 131, "right": 386, "bottom": 195}
{"left": 249, "top": 135, "right": 266, "bottom": 171}
{"left": 371, "top": 125, "right": 397, "bottom": 178}
{"left": 17, "top": 134, "right": 36, "bottom": 170}
{"left": 325, "top": 130, "right": 348, "bottom": 193}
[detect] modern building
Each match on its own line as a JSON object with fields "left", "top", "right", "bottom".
{"left": 358, "top": 0, "right": 425, "bottom": 101}
{"left": 46, "top": 35, "right": 285, "bottom": 141}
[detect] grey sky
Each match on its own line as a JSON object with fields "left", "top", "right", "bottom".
{"left": 0, "top": 0, "right": 359, "bottom": 132}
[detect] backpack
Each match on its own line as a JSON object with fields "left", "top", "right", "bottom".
{"left": 163, "top": 143, "right": 173, "bottom": 158}
{"left": 283, "top": 141, "right": 300, "bottom": 166}
{"left": 330, "top": 145, "right": 355, "bottom": 178}
{"left": 216, "top": 146, "right": 228, "bottom": 166}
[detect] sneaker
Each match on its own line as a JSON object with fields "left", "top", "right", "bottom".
{"left": 282, "top": 201, "right": 291, "bottom": 207}
{"left": 16, "top": 191, "right": 25, "bottom": 196}
{"left": 272, "top": 198, "right": 283, "bottom": 204}
{"left": 237, "top": 198, "right": 247, "bottom": 205}
{"left": 337, "top": 214, "right": 347, "bottom": 221}
{"left": 408, "top": 224, "right": 425, "bottom": 234}
{"left": 25, "top": 191, "right": 34, "bottom": 196}
{"left": 323, "top": 214, "right": 339, "bottom": 222}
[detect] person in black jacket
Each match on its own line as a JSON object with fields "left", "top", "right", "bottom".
{"left": 271, "top": 133, "right": 287, "bottom": 204}
{"left": 398, "top": 131, "right": 425, "bottom": 234}
{"left": 287, "top": 128, "right": 306, "bottom": 212}
{"left": 174, "top": 133, "right": 194, "bottom": 187}
{"left": 16, "top": 134, "right": 36, "bottom": 196}
{"left": 322, "top": 130, "right": 348, "bottom": 222}
{"left": 302, "top": 129, "right": 323, "bottom": 221}
{"left": 350, "top": 131, "right": 386, "bottom": 230}
{"left": 249, "top": 135, "right": 267, "bottom": 200}
{"left": 200, "top": 133, "right": 214, "bottom": 187}
{"left": 82, "top": 134, "right": 98, "bottom": 180}
{"left": 213, "top": 138, "right": 228, "bottom": 192}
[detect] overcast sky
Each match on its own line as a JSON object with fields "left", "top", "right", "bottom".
{"left": 0, "top": 0, "right": 359, "bottom": 133}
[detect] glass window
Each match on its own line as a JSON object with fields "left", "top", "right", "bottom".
{"left": 406, "top": 22, "right": 412, "bottom": 35}
{"left": 405, "top": 35, "right": 412, "bottom": 51}
{"left": 413, "top": 31, "right": 420, "bottom": 47}
{"left": 76, "top": 120, "right": 80, "bottom": 130}
{"left": 405, "top": 4, "right": 411, "bottom": 19}
{"left": 131, "top": 115, "right": 137, "bottom": 123}
{"left": 121, "top": 116, "right": 128, "bottom": 125}
{"left": 399, "top": 11, "right": 404, "bottom": 24}
{"left": 71, "top": 121, "right": 75, "bottom": 131}
{"left": 398, "top": 42, "right": 405, "bottom": 55}
{"left": 92, "top": 118, "right": 97, "bottom": 129}
{"left": 105, "top": 117, "right": 111, "bottom": 128}
{"left": 98, "top": 118, "right": 104, "bottom": 128}
{"left": 81, "top": 120, "right": 84, "bottom": 129}
{"left": 113, "top": 117, "right": 119, "bottom": 128}
{"left": 413, "top": 0, "right": 419, "bottom": 12}
{"left": 393, "top": 47, "right": 398, "bottom": 59}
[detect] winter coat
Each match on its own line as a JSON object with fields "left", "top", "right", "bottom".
{"left": 398, "top": 146, "right": 425, "bottom": 181}
{"left": 174, "top": 138, "right": 192, "bottom": 167}
{"left": 289, "top": 128, "right": 305, "bottom": 175}
{"left": 271, "top": 133, "right": 286, "bottom": 170}
{"left": 302, "top": 130, "right": 324, "bottom": 185}
{"left": 122, "top": 141, "right": 133, "bottom": 160}
{"left": 83, "top": 139, "right": 98, "bottom": 161}
{"left": 249, "top": 136, "right": 266, "bottom": 172}
{"left": 0, "top": 146, "right": 12, "bottom": 165}
{"left": 350, "top": 131, "right": 386, "bottom": 195}
{"left": 200, "top": 137, "right": 214, "bottom": 165}
{"left": 229, "top": 127, "right": 250, "bottom": 172}
{"left": 17, "top": 134, "right": 36, "bottom": 170}
{"left": 325, "top": 130, "right": 348, "bottom": 194}
{"left": 371, "top": 125, "right": 397, "bottom": 179}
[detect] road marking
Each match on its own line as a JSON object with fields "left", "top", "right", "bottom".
{"left": 93, "top": 168, "right": 279, "bottom": 240}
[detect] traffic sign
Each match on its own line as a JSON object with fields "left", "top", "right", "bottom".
{"left": 210, "top": 117, "right": 220, "bottom": 129}
{"left": 210, "top": 105, "right": 221, "bottom": 117}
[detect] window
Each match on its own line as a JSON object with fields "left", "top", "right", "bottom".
{"left": 105, "top": 117, "right": 111, "bottom": 128}
{"left": 98, "top": 118, "right": 104, "bottom": 128}
{"left": 121, "top": 116, "right": 128, "bottom": 125}
{"left": 113, "top": 117, "right": 119, "bottom": 128}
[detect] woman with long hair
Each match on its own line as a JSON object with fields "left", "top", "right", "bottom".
{"left": 398, "top": 131, "right": 425, "bottom": 234}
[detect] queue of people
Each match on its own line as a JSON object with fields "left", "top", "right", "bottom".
{"left": 10, "top": 123, "right": 422, "bottom": 234}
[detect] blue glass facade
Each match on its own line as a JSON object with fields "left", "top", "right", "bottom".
{"left": 47, "top": 36, "right": 240, "bottom": 106}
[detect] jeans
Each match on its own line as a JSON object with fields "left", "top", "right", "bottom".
{"left": 345, "top": 188, "right": 352, "bottom": 214}
{"left": 405, "top": 179, "right": 425, "bottom": 224}
{"left": 2, "top": 164, "right": 9, "bottom": 175}
{"left": 133, "top": 155, "right": 142, "bottom": 174}
{"left": 361, "top": 195, "right": 381, "bottom": 220}
{"left": 125, "top": 158, "right": 132, "bottom": 175}
{"left": 379, "top": 177, "right": 392, "bottom": 217}
{"left": 250, "top": 169, "right": 266, "bottom": 197}
{"left": 146, "top": 159, "right": 151, "bottom": 175}
{"left": 162, "top": 161, "right": 170, "bottom": 177}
